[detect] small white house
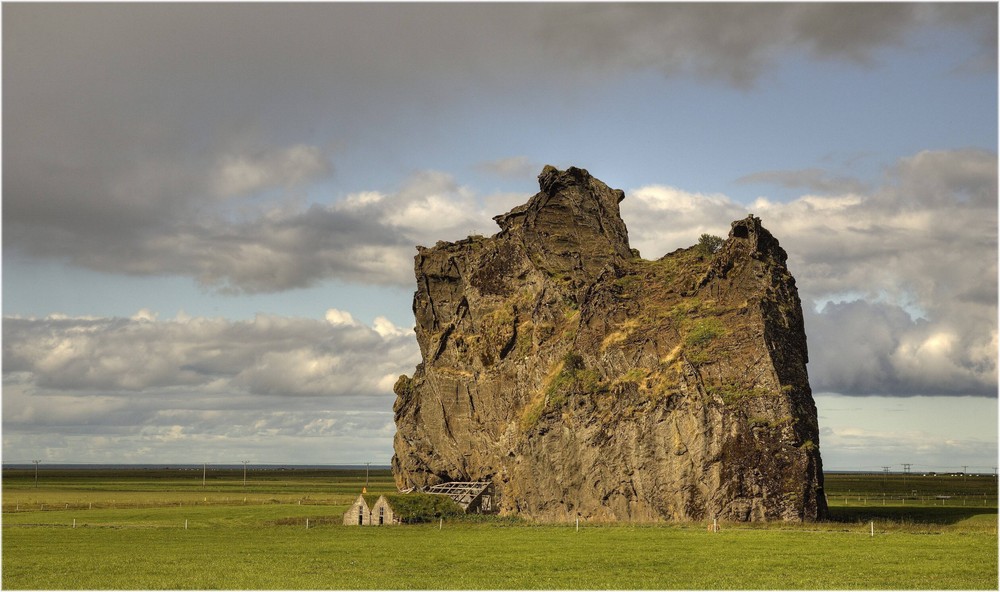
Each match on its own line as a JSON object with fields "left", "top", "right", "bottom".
{"left": 343, "top": 494, "right": 375, "bottom": 526}
{"left": 343, "top": 494, "right": 401, "bottom": 526}
{"left": 370, "top": 495, "right": 400, "bottom": 526}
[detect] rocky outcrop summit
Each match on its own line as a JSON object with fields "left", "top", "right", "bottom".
{"left": 392, "top": 166, "right": 827, "bottom": 522}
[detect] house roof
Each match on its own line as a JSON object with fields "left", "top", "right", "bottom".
{"left": 353, "top": 493, "right": 380, "bottom": 507}
{"left": 380, "top": 492, "right": 462, "bottom": 521}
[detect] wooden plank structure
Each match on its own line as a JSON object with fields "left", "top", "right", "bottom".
{"left": 425, "top": 481, "right": 495, "bottom": 514}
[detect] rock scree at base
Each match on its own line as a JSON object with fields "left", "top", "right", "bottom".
{"left": 392, "top": 165, "right": 827, "bottom": 522}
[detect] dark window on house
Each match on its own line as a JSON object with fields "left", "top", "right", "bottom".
{"left": 358, "top": 505, "right": 364, "bottom": 525}
{"left": 379, "top": 506, "right": 384, "bottom": 525}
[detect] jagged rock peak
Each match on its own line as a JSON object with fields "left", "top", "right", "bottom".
{"left": 492, "top": 165, "right": 632, "bottom": 283}
{"left": 724, "top": 215, "right": 787, "bottom": 262}
{"left": 494, "top": 166, "right": 625, "bottom": 230}
{"left": 536, "top": 165, "right": 625, "bottom": 204}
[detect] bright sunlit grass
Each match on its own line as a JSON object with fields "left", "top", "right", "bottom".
{"left": 3, "top": 468, "right": 996, "bottom": 589}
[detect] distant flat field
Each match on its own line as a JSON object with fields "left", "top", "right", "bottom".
{"left": 3, "top": 469, "right": 997, "bottom": 589}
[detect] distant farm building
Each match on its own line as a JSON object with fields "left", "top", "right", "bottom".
{"left": 343, "top": 494, "right": 377, "bottom": 526}
{"left": 371, "top": 495, "right": 400, "bottom": 525}
{"left": 343, "top": 482, "right": 496, "bottom": 525}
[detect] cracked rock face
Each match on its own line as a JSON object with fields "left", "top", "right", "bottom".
{"left": 392, "top": 166, "right": 827, "bottom": 522}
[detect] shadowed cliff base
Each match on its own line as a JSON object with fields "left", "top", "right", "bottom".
{"left": 393, "top": 166, "right": 827, "bottom": 522}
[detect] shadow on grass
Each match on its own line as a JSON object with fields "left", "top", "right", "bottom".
{"left": 829, "top": 504, "right": 997, "bottom": 525}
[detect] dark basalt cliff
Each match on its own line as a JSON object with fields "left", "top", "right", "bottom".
{"left": 392, "top": 165, "right": 827, "bottom": 522}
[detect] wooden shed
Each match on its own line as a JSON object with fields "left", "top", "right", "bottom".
{"left": 424, "top": 482, "right": 495, "bottom": 513}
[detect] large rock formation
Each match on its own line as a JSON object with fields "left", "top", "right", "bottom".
{"left": 392, "top": 165, "right": 827, "bottom": 522}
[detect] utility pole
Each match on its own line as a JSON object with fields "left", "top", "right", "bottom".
{"left": 365, "top": 462, "right": 371, "bottom": 489}
{"left": 242, "top": 460, "right": 250, "bottom": 487}
{"left": 962, "top": 465, "right": 969, "bottom": 481}
{"left": 881, "top": 466, "right": 890, "bottom": 489}
{"left": 32, "top": 460, "right": 40, "bottom": 488}
{"left": 203, "top": 463, "right": 207, "bottom": 487}
{"left": 902, "top": 463, "right": 911, "bottom": 489}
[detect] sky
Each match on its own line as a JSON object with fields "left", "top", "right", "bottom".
{"left": 2, "top": 2, "right": 997, "bottom": 473}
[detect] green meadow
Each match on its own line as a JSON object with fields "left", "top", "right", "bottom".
{"left": 2, "top": 468, "right": 996, "bottom": 589}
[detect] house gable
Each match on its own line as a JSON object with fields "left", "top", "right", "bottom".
{"left": 370, "top": 495, "right": 399, "bottom": 526}
{"left": 342, "top": 493, "right": 373, "bottom": 526}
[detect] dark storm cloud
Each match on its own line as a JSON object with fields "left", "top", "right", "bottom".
{"left": 542, "top": 3, "right": 995, "bottom": 87}
{"left": 6, "top": 167, "right": 493, "bottom": 292}
{"left": 4, "top": 3, "right": 993, "bottom": 293}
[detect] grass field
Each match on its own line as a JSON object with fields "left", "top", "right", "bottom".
{"left": 3, "top": 468, "right": 997, "bottom": 589}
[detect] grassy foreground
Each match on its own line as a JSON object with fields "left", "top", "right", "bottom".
{"left": 2, "top": 468, "right": 997, "bottom": 589}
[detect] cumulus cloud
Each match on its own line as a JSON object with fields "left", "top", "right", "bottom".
{"left": 805, "top": 302, "right": 995, "bottom": 397}
{"left": 621, "top": 148, "right": 997, "bottom": 398}
{"left": 7, "top": 147, "right": 994, "bottom": 401}
{"left": 324, "top": 308, "right": 358, "bottom": 327}
{"left": 211, "top": 144, "right": 332, "bottom": 198}
{"left": 378, "top": 170, "right": 482, "bottom": 238}
{"left": 1, "top": 377, "right": 397, "bottom": 464}
{"left": 622, "top": 185, "right": 747, "bottom": 256}
{"left": 7, "top": 169, "right": 506, "bottom": 293}
{"left": 3, "top": 311, "right": 418, "bottom": 397}
{"left": 2, "top": 311, "right": 419, "bottom": 462}
{"left": 372, "top": 316, "right": 408, "bottom": 339}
